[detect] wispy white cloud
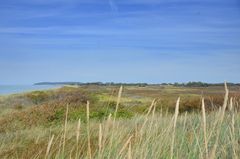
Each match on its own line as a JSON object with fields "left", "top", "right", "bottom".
{"left": 108, "top": 0, "right": 118, "bottom": 12}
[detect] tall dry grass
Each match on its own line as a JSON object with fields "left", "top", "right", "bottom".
{"left": 0, "top": 83, "right": 239, "bottom": 159}
{"left": 201, "top": 98, "right": 208, "bottom": 158}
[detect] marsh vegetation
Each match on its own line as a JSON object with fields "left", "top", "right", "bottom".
{"left": 0, "top": 84, "right": 239, "bottom": 158}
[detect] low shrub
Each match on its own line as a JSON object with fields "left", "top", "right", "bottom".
{"left": 26, "top": 91, "right": 49, "bottom": 105}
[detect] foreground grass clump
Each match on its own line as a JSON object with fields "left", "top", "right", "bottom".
{"left": 0, "top": 84, "right": 239, "bottom": 158}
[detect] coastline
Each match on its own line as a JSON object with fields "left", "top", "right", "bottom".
{"left": 0, "top": 85, "right": 63, "bottom": 96}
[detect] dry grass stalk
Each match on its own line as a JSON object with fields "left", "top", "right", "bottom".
{"left": 75, "top": 118, "right": 81, "bottom": 159}
{"left": 193, "top": 129, "right": 203, "bottom": 159}
{"left": 146, "top": 99, "right": 156, "bottom": 116}
{"left": 207, "top": 113, "right": 220, "bottom": 142}
{"left": 103, "top": 113, "right": 112, "bottom": 146}
{"left": 114, "top": 85, "right": 123, "bottom": 120}
{"left": 202, "top": 98, "right": 208, "bottom": 158}
{"left": 70, "top": 148, "right": 74, "bottom": 159}
{"left": 62, "top": 104, "right": 69, "bottom": 153}
{"left": 152, "top": 101, "right": 156, "bottom": 118}
{"left": 119, "top": 135, "right": 133, "bottom": 155}
{"left": 139, "top": 99, "right": 156, "bottom": 142}
{"left": 221, "top": 82, "right": 229, "bottom": 122}
{"left": 128, "top": 141, "right": 132, "bottom": 159}
{"left": 106, "top": 113, "right": 112, "bottom": 125}
{"left": 56, "top": 134, "right": 63, "bottom": 158}
{"left": 231, "top": 113, "right": 235, "bottom": 137}
{"left": 86, "top": 101, "right": 92, "bottom": 159}
{"left": 183, "top": 112, "right": 188, "bottom": 130}
{"left": 229, "top": 97, "right": 233, "bottom": 112}
{"left": 98, "top": 123, "right": 103, "bottom": 154}
{"left": 230, "top": 113, "right": 238, "bottom": 159}
{"left": 76, "top": 119, "right": 81, "bottom": 144}
{"left": 141, "top": 99, "right": 156, "bottom": 129}
{"left": 149, "top": 101, "right": 157, "bottom": 131}
{"left": 170, "top": 97, "right": 180, "bottom": 159}
{"left": 108, "top": 86, "right": 123, "bottom": 158}
{"left": 106, "top": 113, "right": 112, "bottom": 131}
{"left": 209, "top": 82, "right": 229, "bottom": 159}
{"left": 45, "top": 135, "right": 55, "bottom": 159}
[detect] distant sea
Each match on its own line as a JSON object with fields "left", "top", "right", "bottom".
{"left": 0, "top": 85, "right": 62, "bottom": 95}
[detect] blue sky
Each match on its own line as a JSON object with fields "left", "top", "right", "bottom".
{"left": 0, "top": 0, "right": 240, "bottom": 84}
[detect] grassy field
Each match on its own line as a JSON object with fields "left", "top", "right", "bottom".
{"left": 0, "top": 84, "right": 239, "bottom": 158}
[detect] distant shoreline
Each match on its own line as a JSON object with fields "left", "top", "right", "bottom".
{"left": 0, "top": 85, "right": 62, "bottom": 96}
{"left": 34, "top": 82, "right": 240, "bottom": 87}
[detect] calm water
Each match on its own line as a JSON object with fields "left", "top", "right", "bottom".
{"left": 0, "top": 85, "right": 62, "bottom": 95}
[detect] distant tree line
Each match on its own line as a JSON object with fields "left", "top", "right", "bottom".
{"left": 35, "top": 82, "right": 148, "bottom": 87}
{"left": 35, "top": 82, "right": 240, "bottom": 87}
{"left": 163, "top": 82, "right": 240, "bottom": 87}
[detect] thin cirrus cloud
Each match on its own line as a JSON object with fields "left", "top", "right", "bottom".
{"left": 0, "top": 0, "right": 240, "bottom": 84}
{"left": 108, "top": 0, "right": 118, "bottom": 12}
